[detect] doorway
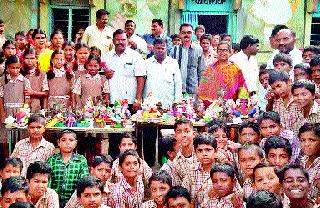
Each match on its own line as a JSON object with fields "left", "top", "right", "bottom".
{"left": 198, "top": 15, "right": 228, "bottom": 35}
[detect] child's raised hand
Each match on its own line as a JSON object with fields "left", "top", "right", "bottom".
{"left": 231, "top": 192, "right": 244, "bottom": 208}
{"left": 265, "top": 90, "right": 274, "bottom": 101}
{"left": 105, "top": 68, "right": 114, "bottom": 79}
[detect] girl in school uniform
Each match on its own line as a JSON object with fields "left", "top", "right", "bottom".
{"left": 63, "top": 41, "right": 76, "bottom": 71}
{"left": 46, "top": 49, "right": 74, "bottom": 110}
{"left": 72, "top": 54, "right": 110, "bottom": 107}
{"left": 21, "top": 47, "right": 48, "bottom": 112}
{"left": 73, "top": 43, "right": 90, "bottom": 79}
{"left": 0, "top": 55, "right": 31, "bottom": 121}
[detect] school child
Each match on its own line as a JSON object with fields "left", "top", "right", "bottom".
{"left": 76, "top": 176, "right": 111, "bottom": 208}
{"left": 73, "top": 43, "right": 90, "bottom": 78}
{"left": 309, "top": 56, "right": 320, "bottom": 98}
{"left": 294, "top": 63, "right": 311, "bottom": 81}
{"left": 21, "top": 47, "right": 49, "bottom": 112}
{"left": 26, "top": 161, "right": 59, "bottom": 208}
{"left": 273, "top": 53, "right": 293, "bottom": 80}
{"left": 172, "top": 119, "right": 198, "bottom": 185}
{"left": 46, "top": 49, "right": 74, "bottom": 110}
{"left": 277, "top": 164, "right": 317, "bottom": 207}
{"left": 238, "top": 122, "right": 260, "bottom": 145}
{"left": 171, "top": 34, "right": 182, "bottom": 46}
{"left": 2, "top": 40, "right": 17, "bottom": 60}
{"left": 0, "top": 55, "right": 31, "bottom": 121}
{"left": 208, "top": 122, "right": 240, "bottom": 163}
{"left": 160, "top": 135, "right": 180, "bottom": 186}
{"left": 0, "top": 158, "right": 23, "bottom": 189}
{"left": 65, "top": 154, "right": 114, "bottom": 208}
{"left": 72, "top": 54, "right": 110, "bottom": 107}
{"left": 246, "top": 190, "right": 283, "bottom": 208}
{"left": 257, "top": 67, "right": 270, "bottom": 112}
{"left": 303, "top": 46, "right": 320, "bottom": 63}
{"left": 298, "top": 123, "right": 320, "bottom": 199}
{"left": 181, "top": 132, "right": 217, "bottom": 207}
{"left": 14, "top": 32, "right": 27, "bottom": 58}
{"left": 62, "top": 41, "right": 76, "bottom": 70}
{"left": 11, "top": 114, "right": 55, "bottom": 176}
{"left": 257, "top": 111, "right": 301, "bottom": 164}
{"left": 142, "top": 170, "right": 172, "bottom": 208}
{"left": 90, "top": 46, "right": 101, "bottom": 57}
{"left": 165, "top": 186, "right": 192, "bottom": 208}
{"left": 252, "top": 163, "right": 281, "bottom": 195}
{"left": 237, "top": 144, "right": 264, "bottom": 199}
{"left": 0, "top": 176, "right": 29, "bottom": 208}
{"left": 264, "top": 136, "right": 292, "bottom": 170}
{"left": 292, "top": 80, "right": 320, "bottom": 123}
{"left": 201, "top": 163, "right": 244, "bottom": 208}
{"left": 111, "top": 133, "right": 152, "bottom": 184}
{"left": 8, "top": 202, "right": 35, "bottom": 208}
{"left": 109, "top": 150, "right": 144, "bottom": 208}
{"left": 50, "top": 30, "right": 64, "bottom": 51}
{"left": 267, "top": 70, "right": 304, "bottom": 134}
{"left": 47, "top": 129, "right": 89, "bottom": 208}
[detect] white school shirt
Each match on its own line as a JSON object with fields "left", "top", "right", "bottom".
{"left": 144, "top": 56, "right": 183, "bottom": 108}
{"left": 102, "top": 48, "right": 146, "bottom": 104}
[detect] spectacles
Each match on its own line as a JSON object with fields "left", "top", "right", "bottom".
{"left": 217, "top": 49, "right": 229, "bottom": 53}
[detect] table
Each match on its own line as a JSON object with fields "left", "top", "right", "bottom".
{"left": 6, "top": 125, "right": 135, "bottom": 155}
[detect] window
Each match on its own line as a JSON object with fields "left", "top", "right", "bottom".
{"left": 51, "top": 7, "right": 90, "bottom": 41}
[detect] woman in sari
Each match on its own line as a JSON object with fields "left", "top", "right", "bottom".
{"left": 197, "top": 41, "right": 248, "bottom": 106}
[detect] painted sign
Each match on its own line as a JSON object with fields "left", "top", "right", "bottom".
{"left": 184, "top": 0, "right": 231, "bottom": 12}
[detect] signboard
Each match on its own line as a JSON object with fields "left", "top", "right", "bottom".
{"left": 50, "top": 0, "right": 89, "bottom": 6}
{"left": 184, "top": 0, "right": 232, "bottom": 12}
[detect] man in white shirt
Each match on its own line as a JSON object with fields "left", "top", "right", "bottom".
{"left": 266, "top": 28, "right": 302, "bottom": 70}
{"left": 230, "top": 35, "right": 260, "bottom": 93}
{"left": 102, "top": 29, "right": 146, "bottom": 112}
{"left": 82, "top": 9, "right": 113, "bottom": 54}
{"left": 124, "top": 20, "right": 148, "bottom": 55}
{"left": 144, "top": 38, "right": 182, "bottom": 109}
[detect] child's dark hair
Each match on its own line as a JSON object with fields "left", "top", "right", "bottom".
{"left": 26, "top": 161, "right": 51, "bottom": 180}
{"left": 294, "top": 63, "right": 311, "bottom": 74}
{"left": 173, "top": 118, "right": 193, "bottom": 131}
{"left": 259, "top": 63, "right": 267, "bottom": 71}
{"left": 165, "top": 186, "right": 191, "bottom": 205}
{"left": 303, "top": 46, "right": 320, "bottom": 56}
{"left": 62, "top": 41, "right": 75, "bottom": 50}
{"left": 15, "top": 31, "right": 26, "bottom": 39}
{"left": 298, "top": 122, "right": 320, "bottom": 138}
{"left": 76, "top": 176, "right": 104, "bottom": 197}
{"left": 264, "top": 136, "right": 292, "bottom": 157}
{"left": 208, "top": 120, "right": 228, "bottom": 135}
{"left": 31, "top": 29, "right": 46, "bottom": 40}
{"left": 118, "top": 133, "right": 137, "bottom": 146}
{"left": 73, "top": 43, "right": 90, "bottom": 71}
{"left": 268, "top": 70, "right": 289, "bottom": 85}
{"left": 21, "top": 47, "right": 39, "bottom": 76}
{"left": 9, "top": 202, "right": 35, "bottom": 208}
{"left": 27, "top": 113, "right": 46, "bottom": 126}
{"left": 0, "top": 158, "right": 23, "bottom": 172}
{"left": 171, "top": 34, "right": 181, "bottom": 40}
{"left": 193, "top": 132, "right": 217, "bottom": 150}
{"left": 85, "top": 53, "right": 101, "bottom": 69}
{"left": 257, "top": 111, "right": 281, "bottom": 127}
{"left": 90, "top": 46, "right": 101, "bottom": 56}
{"left": 50, "top": 29, "right": 64, "bottom": 41}
{"left": 238, "top": 144, "right": 265, "bottom": 159}
{"left": 1, "top": 176, "right": 29, "bottom": 196}
{"left": 118, "top": 149, "right": 140, "bottom": 167}
{"left": 240, "top": 35, "right": 259, "bottom": 50}
{"left": 232, "top": 43, "right": 240, "bottom": 53}
{"left": 5, "top": 55, "right": 21, "bottom": 84}
{"left": 58, "top": 129, "right": 77, "bottom": 141}
{"left": 47, "top": 49, "right": 73, "bottom": 80}
{"left": 91, "top": 154, "right": 113, "bottom": 168}
{"left": 210, "top": 163, "right": 235, "bottom": 179}
{"left": 277, "top": 163, "right": 309, "bottom": 183}
{"left": 247, "top": 190, "right": 283, "bottom": 208}
{"left": 160, "top": 135, "right": 177, "bottom": 158}
{"left": 252, "top": 163, "right": 278, "bottom": 183}
{"left": 272, "top": 53, "right": 292, "bottom": 66}
{"left": 239, "top": 122, "right": 260, "bottom": 136}
{"left": 259, "top": 68, "right": 270, "bottom": 78}
{"left": 291, "top": 79, "right": 316, "bottom": 95}
{"left": 310, "top": 55, "right": 320, "bottom": 68}
{"left": 200, "top": 34, "right": 212, "bottom": 42}
{"left": 2, "top": 40, "right": 15, "bottom": 52}
{"left": 148, "top": 170, "right": 173, "bottom": 188}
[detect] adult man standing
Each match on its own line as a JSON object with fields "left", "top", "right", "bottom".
{"left": 142, "top": 19, "right": 172, "bottom": 58}
{"left": 170, "top": 23, "right": 205, "bottom": 95}
{"left": 82, "top": 9, "right": 113, "bottom": 54}
{"left": 102, "top": 29, "right": 146, "bottom": 112}
{"left": 144, "top": 38, "right": 182, "bottom": 108}
{"left": 266, "top": 28, "right": 302, "bottom": 70}
{"left": 230, "top": 35, "right": 259, "bottom": 93}
{"left": 124, "top": 20, "right": 148, "bottom": 55}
